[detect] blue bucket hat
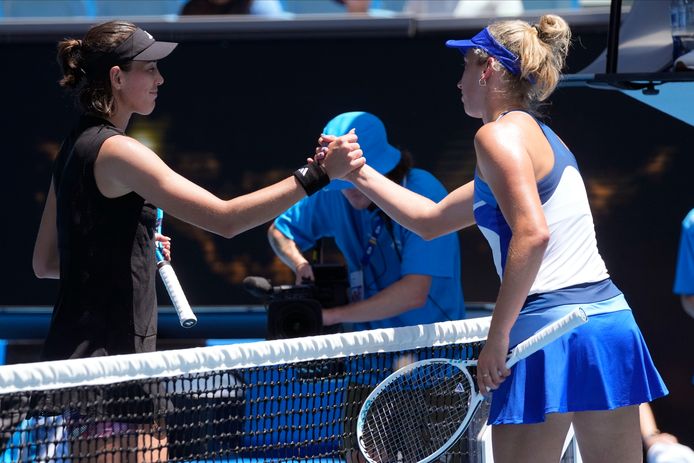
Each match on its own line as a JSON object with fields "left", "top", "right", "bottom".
{"left": 322, "top": 111, "right": 401, "bottom": 191}
{"left": 446, "top": 27, "right": 521, "bottom": 76}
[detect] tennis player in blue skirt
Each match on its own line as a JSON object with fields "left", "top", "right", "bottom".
{"left": 323, "top": 14, "right": 668, "bottom": 463}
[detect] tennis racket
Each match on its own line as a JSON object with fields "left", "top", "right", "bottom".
{"left": 356, "top": 307, "right": 588, "bottom": 463}
{"left": 155, "top": 208, "right": 197, "bottom": 328}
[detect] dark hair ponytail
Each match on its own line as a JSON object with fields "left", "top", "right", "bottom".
{"left": 57, "top": 38, "right": 86, "bottom": 89}
{"left": 56, "top": 20, "right": 136, "bottom": 117}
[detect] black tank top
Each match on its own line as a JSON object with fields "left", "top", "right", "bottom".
{"left": 42, "top": 115, "right": 158, "bottom": 360}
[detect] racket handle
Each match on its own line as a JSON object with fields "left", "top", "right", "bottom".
{"left": 506, "top": 307, "right": 587, "bottom": 368}
{"left": 157, "top": 261, "right": 197, "bottom": 328}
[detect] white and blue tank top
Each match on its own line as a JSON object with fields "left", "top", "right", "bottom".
{"left": 473, "top": 112, "right": 623, "bottom": 319}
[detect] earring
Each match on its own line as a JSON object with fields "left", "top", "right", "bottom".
{"left": 478, "top": 77, "right": 487, "bottom": 87}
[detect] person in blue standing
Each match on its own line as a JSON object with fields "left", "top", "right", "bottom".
{"left": 674, "top": 208, "right": 694, "bottom": 318}
{"left": 322, "top": 15, "right": 668, "bottom": 463}
{"left": 269, "top": 111, "right": 464, "bottom": 461}
{"left": 268, "top": 111, "right": 465, "bottom": 331}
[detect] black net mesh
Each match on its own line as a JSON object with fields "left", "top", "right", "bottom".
{"left": 0, "top": 321, "right": 488, "bottom": 463}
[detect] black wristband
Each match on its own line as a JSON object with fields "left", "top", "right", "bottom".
{"left": 293, "top": 163, "right": 330, "bottom": 196}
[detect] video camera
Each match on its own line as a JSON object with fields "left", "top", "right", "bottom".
{"left": 243, "top": 264, "right": 349, "bottom": 340}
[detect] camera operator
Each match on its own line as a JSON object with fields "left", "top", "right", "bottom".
{"left": 268, "top": 111, "right": 466, "bottom": 331}
{"left": 268, "top": 112, "right": 465, "bottom": 462}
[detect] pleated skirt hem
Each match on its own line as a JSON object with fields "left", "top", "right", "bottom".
{"left": 488, "top": 309, "right": 668, "bottom": 425}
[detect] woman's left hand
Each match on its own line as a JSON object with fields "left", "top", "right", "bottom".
{"left": 319, "top": 131, "right": 364, "bottom": 180}
{"left": 155, "top": 233, "right": 171, "bottom": 261}
{"left": 476, "top": 332, "right": 511, "bottom": 395}
{"left": 310, "top": 133, "right": 333, "bottom": 165}
{"left": 306, "top": 145, "right": 329, "bottom": 165}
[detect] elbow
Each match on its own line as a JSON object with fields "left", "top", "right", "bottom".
{"left": 210, "top": 201, "right": 244, "bottom": 239}
{"left": 267, "top": 223, "right": 280, "bottom": 243}
{"left": 528, "top": 227, "right": 550, "bottom": 252}
{"left": 683, "top": 295, "right": 694, "bottom": 319}
{"left": 415, "top": 218, "right": 445, "bottom": 241}
{"left": 406, "top": 277, "right": 432, "bottom": 308}
{"left": 410, "top": 291, "right": 429, "bottom": 308}
{"left": 421, "top": 226, "right": 453, "bottom": 241}
{"left": 219, "top": 214, "right": 243, "bottom": 239}
{"left": 33, "top": 260, "right": 56, "bottom": 279}
{"left": 220, "top": 226, "right": 239, "bottom": 239}
{"left": 419, "top": 228, "right": 443, "bottom": 241}
{"left": 514, "top": 225, "right": 549, "bottom": 255}
{"left": 416, "top": 212, "right": 451, "bottom": 241}
{"left": 33, "top": 264, "right": 46, "bottom": 279}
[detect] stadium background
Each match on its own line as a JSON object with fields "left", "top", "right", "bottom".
{"left": 0, "top": 14, "right": 692, "bottom": 447}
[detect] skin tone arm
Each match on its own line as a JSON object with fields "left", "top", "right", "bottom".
{"left": 682, "top": 295, "right": 694, "bottom": 318}
{"left": 94, "top": 133, "right": 362, "bottom": 238}
{"left": 267, "top": 223, "right": 314, "bottom": 283}
{"left": 268, "top": 223, "right": 432, "bottom": 324}
{"left": 34, "top": 203, "right": 169, "bottom": 280}
{"left": 321, "top": 274, "right": 431, "bottom": 325}
{"left": 473, "top": 120, "right": 550, "bottom": 394}
{"left": 320, "top": 135, "right": 476, "bottom": 241}
{"left": 33, "top": 133, "right": 363, "bottom": 278}
{"left": 33, "top": 180, "right": 60, "bottom": 279}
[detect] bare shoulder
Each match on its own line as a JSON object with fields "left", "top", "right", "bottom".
{"left": 474, "top": 117, "right": 526, "bottom": 159}
{"left": 100, "top": 134, "right": 153, "bottom": 164}
{"left": 101, "top": 134, "right": 142, "bottom": 154}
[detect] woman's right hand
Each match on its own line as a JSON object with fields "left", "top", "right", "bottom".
{"left": 320, "top": 130, "right": 365, "bottom": 180}
{"left": 476, "top": 332, "right": 511, "bottom": 395}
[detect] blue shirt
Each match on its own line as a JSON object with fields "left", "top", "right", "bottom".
{"left": 674, "top": 208, "right": 694, "bottom": 295}
{"left": 273, "top": 168, "right": 465, "bottom": 330}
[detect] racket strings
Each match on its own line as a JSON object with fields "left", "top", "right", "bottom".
{"left": 360, "top": 362, "right": 473, "bottom": 463}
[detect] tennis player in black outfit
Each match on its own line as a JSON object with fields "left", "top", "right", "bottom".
{"left": 31, "top": 20, "right": 363, "bottom": 461}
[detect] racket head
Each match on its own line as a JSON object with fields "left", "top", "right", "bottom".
{"left": 357, "top": 358, "right": 480, "bottom": 463}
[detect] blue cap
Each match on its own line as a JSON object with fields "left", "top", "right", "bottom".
{"left": 322, "top": 112, "right": 401, "bottom": 191}
{"left": 446, "top": 27, "right": 521, "bottom": 76}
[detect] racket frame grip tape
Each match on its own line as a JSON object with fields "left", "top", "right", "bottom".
{"left": 506, "top": 307, "right": 587, "bottom": 368}
{"left": 157, "top": 260, "right": 197, "bottom": 328}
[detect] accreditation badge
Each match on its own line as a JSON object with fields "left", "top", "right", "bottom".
{"left": 349, "top": 270, "right": 364, "bottom": 302}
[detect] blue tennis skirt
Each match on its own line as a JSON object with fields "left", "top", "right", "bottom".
{"left": 488, "top": 308, "right": 668, "bottom": 425}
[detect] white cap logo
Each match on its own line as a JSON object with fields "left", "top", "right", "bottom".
{"left": 144, "top": 30, "right": 154, "bottom": 40}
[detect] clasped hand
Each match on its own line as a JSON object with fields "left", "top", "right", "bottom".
{"left": 308, "top": 130, "right": 364, "bottom": 180}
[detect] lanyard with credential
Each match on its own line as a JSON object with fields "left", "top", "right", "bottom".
{"left": 361, "top": 214, "right": 384, "bottom": 267}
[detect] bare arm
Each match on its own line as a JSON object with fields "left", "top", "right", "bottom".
{"left": 321, "top": 274, "right": 431, "bottom": 325}
{"left": 33, "top": 179, "right": 60, "bottom": 279}
{"left": 268, "top": 219, "right": 433, "bottom": 323}
{"left": 267, "top": 223, "right": 314, "bottom": 284}
{"left": 682, "top": 295, "right": 694, "bottom": 318}
{"left": 348, "top": 164, "right": 476, "bottom": 240}
{"left": 94, "top": 133, "right": 363, "bottom": 239}
{"left": 474, "top": 122, "right": 550, "bottom": 393}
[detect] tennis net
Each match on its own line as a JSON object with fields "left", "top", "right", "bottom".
{"left": 0, "top": 316, "right": 492, "bottom": 462}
